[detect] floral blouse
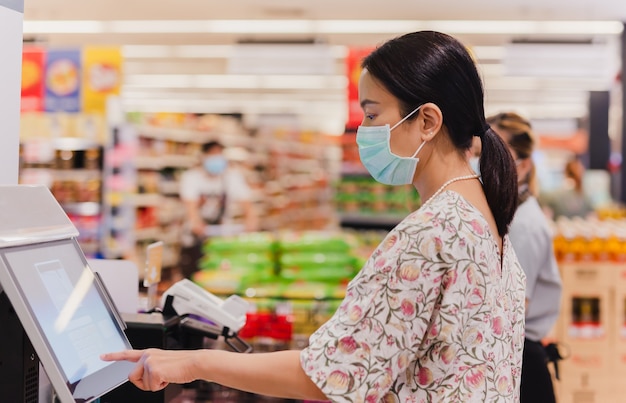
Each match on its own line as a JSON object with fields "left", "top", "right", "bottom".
{"left": 301, "top": 191, "right": 526, "bottom": 402}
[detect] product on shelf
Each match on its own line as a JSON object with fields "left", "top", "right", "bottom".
{"left": 101, "top": 122, "right": 139, "bottom": 261}
{"left": 20, "top": 136, "right": 104, "bottom": 257}
{"left": 193, "top": 230, "right": 386, "bottom": 301}
{"left": 257, "top": 125, "right": 340, "bottom": 231}
{"left": 276, "top": 230, "right": 358, "bottom": 288}
{"left": 336, "top": 175, "right": 420, "bottom": 216}
{"left": 194, "top": 232, "right": 277, "bottom": 295}
{"left": 552, "top": 216, "right": 626, "bottom": 263}
{"left": 190, "top": 229, "right": 389, "bottom": 344}
{"left": 569, "top": 297, "right": 603, "bottom": 339}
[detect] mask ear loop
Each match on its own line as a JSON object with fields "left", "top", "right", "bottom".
{"left": 390, "top": 104, "right": 423, "bottom": 131}
{"left": 389, "top": 104, "right": 427, "bottom": 159}
{"left": 409, "top": 139, "right": 427, "bottom": 158}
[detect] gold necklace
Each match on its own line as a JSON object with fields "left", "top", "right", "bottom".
{"left": 422, "top": 174, "right": 480, "bottom": 206}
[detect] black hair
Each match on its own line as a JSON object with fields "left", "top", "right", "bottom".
{"left": 202, "top": 140, "right": 224, "bottom": 153}
{"left": 362, "top": 31, "right": 518, "bottom": 237}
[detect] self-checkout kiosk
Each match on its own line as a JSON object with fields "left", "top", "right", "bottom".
{"left": 0, "top": 185, "right": 253, "bottom": 403}
{"left": 0, "top": 185, "right": 136, "bottom": 403}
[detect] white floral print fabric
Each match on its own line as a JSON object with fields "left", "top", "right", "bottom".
{"left": 301, "top": 191, "right": 526, "bottom": 403}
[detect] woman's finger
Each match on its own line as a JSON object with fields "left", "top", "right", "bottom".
{"left": 101, "top": 350, "right": 145, "bottom": 363}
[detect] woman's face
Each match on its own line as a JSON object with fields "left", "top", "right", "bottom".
{"left": 358, "top": 69, "right": 422, "bottom": 158}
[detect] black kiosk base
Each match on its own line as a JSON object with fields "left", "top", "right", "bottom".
{"left": 0, "top": 292, "right": 40, "bottom": 403}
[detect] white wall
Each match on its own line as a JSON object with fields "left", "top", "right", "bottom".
{"left": 0, "top": 0, "right": 23, "bottom": 185}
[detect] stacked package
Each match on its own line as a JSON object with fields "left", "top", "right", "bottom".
{"left": 193, "top": 232, "right": 277, "bottom": 295}
{"left": 276, "top": 230, "right": 358, "bottom": 300}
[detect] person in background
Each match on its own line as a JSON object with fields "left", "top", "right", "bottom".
{"left": 102, "top": 31, "right": 525, "bottom": 402}
{"left": 540, "top": 154, "right": 595, "bottom": 219}
{"left": 178, "top": 140, "right": 258, "bottom": 279}
{"left": 486, "top": 112, "right": 562, "bottom": 403}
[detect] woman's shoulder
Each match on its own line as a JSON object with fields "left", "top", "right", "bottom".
{"left": 407, "top": 190, "right": 474, "bottom": 217}
{"left": 393, "top": 191, "right": 491, "bottom": 255}
{"left": 404, "top": 190, "right": 485, "bottom": 230}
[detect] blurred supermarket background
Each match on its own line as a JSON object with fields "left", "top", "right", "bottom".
{"left": 11, "top": 0, "right": 626, "bottom": 401}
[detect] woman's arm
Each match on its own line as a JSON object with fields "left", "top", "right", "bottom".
{"left": 101, "top": 349, "right": 327, "bottom": 401}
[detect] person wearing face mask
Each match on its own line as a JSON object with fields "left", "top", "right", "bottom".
{"left": 486, "top": 112, "right": 562, "bottom": 403}
{"left": 102, "top": 31, "right": 525, "bottom": 402}
{"left": 178, "top": 140, "right": 258, "bottom": 279}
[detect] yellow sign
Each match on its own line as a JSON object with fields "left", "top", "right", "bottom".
{"left": 82, "top": 47, "right": 123, "bottom": 113}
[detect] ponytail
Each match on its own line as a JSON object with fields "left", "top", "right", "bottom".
{"left": 478, "top": 128, "right": 519, "bottom": 237}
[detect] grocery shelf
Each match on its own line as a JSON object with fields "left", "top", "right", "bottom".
{"left": 158, "top": 209, "right": 185, "bottom": 225}
{"left": 79, "top": 241, "right": 100, "bottom": 257}
{"left": 52, "top": 137, "right": 101, "bottom": 151}
{"left": 162, "top": 252, "right": 179, "bottom": 269}
{"left": 21, "top": 168, "right": 102, "bottom": 181}
{"left": 340, "top": 163, "right": 370, "bottom": 177}
{"left": 135, "top": 154, "right": 197, "bottom": 169}
{"left": 159, "top": 229, "right": 181, "bottom": 245}
{"left": 136, "top": 125, "right": 252, "bottom": 148}
{"left": 162, "top": 154, "right": 197, "bottom": 168}
{"left": 61, "top": 202, "right": 101, "bottom": 216}
{"left": 134, "top": 227, "right": 163, "bottom": 241}
{"left": 134, "top": 155, "right": 162, "bottom": 170}
{"left": 159, "top": 180, "right": 180, "bottom": 195}
{"left": 132, "top": 193, "right": 162, "bottom": 207}
{"left": 114, "top": 117, "right": 342, "bottom": 265}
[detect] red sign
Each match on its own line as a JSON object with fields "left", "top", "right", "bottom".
{"left": 345, "top": 47, "right": 373, "bottom": 130}
{"left": 21, "top": 47, "right": 45, "bottom": 112}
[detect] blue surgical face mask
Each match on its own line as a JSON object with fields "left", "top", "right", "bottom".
{"left": 203, "top": 155, "right": 227, "bottom": 175}
{"left": 469, "top": 156, "right": 481, "bottom": 176}
{"left": 356, "top": 105, "right": 426, "bottom": 185}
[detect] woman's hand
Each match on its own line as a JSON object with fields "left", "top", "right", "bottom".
{"left": 103, "top": 349, "right": 327, "bottom": 401}
{"left": 101, "top": 349, "right": 201, "bottom": 392}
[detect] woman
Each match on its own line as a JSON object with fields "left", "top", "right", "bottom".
{"left": 102, "top": 31, "right": 526, "bottom": 402}
{"left": 541, "top": 154, "right": 595, "bottom": 219}
{"left": 487, "top": 112, "right": 562, "bottom": 403}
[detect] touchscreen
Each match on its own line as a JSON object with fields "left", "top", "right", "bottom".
{"left": 3, "top": 240, "right": 129, "bottom": 384}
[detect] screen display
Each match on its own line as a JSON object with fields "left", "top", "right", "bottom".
{"left": 3, "top": 240, "right": 129, "bottom": 385}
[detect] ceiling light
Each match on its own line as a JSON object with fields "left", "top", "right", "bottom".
{"left": 471, "top": 46, "right": 506, "bottom": 60}
{"left": 124, "top": 74, "right": 347, "bottom": 90}
{"left": 23, "top": 19, "right": 624, "bottom": 35}
{"left": 23, "top": 20, "right": 104, "bottom": 33}
{"left": 122, "top": 44, "right": 348, "bottom": 59}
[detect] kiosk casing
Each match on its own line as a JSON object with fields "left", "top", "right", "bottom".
{"left": 0, "top": 185, "right": 134, "bottom": 403}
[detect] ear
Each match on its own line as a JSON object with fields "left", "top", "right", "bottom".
{"left": 416, "top": 102, "right": 443, "bottom": 141}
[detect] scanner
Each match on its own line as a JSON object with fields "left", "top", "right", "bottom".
{"left": 161, "top": 279, "right": 253, "bottom": 353}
